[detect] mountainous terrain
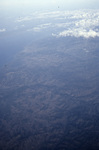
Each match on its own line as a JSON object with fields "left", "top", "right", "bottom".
{"left": 0, "top": 36, "right": 99, "bottom": 150}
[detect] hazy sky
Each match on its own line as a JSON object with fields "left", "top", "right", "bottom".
{"left": 0, "top": 0, "right": 99, "bottom": 11}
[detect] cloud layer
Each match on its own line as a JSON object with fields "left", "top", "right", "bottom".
{"left": 52, "top": 10, "right": 99, "bottom": 38}
{"left": 15, "top": 9, "right": 99, "bottom": 38}
{"left": 56, "top": 29, "right": 99, "bottom": 38}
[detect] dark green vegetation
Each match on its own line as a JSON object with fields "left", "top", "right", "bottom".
{"left": 0, "top": 37, "right": 99, "bottom": 150}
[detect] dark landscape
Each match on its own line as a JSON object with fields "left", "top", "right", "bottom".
{"left": 0, "top": 36, "right": 99, "bottom": 150}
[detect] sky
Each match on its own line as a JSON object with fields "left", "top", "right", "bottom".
{"left": 0, "top": 0, "right": 99, "bottom": 11}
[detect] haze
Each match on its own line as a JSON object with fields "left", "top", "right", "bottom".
{"left": 0, "top": 0, "right": 99, "bottom": 11}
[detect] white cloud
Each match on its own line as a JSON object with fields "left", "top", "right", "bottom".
{"left": 27, "top": 23, "right": 52, "bottom": 32}
{"left": 0, "top": 28, "right": 6, "bottom": 32}
{"left": 14, "top": 24, "right": 25, "bottom": 30}
{"left": 56, "top": 29, "right": 99, "bottom": 38}
{"left": 32, "top": 27, "right": 41, "bottom": 32}
{"left": 35, "top": 11, "right": 66, "bottom": 19}
{"left": 16, "top": 16, "right": 32, "bottom": 22}
{"left": 52, "top": 9, "right": 99, "bottom": 38}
